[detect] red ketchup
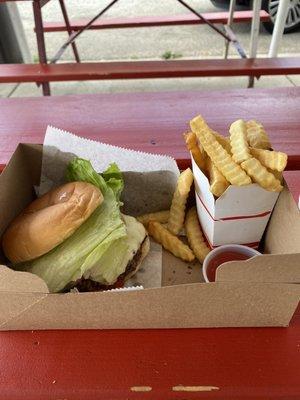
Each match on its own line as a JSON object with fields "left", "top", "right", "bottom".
{"left": 207, "top": 251, "right": 250, "bottom": 282}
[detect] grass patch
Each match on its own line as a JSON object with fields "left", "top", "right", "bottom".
{"left": 161, "top": 51, "right": 183, "bottom": 60}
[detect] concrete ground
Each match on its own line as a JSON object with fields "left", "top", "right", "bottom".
{"left": 1, "top": 0, "right": 299, "bottom": 97}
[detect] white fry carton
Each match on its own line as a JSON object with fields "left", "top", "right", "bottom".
{"left": 192, "top": 156, "right": 280, "bottom": 248}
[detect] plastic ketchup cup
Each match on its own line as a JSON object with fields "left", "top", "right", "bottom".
{"left": 202, "top": 244, "right": 261, "bottom": 283}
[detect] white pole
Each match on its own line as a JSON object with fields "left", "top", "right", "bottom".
{"left": 249, "top": 0, "right": 262, "bottom": 58}
{"left": 224, "top": 0, "right": 236, "bottom": 59}
{"left": 268, "top": 0, "right": 289, "bottom": 57}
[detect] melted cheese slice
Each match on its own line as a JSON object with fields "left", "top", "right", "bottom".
{"left": 122, "top": 214, "right": 146, "bottom": 264}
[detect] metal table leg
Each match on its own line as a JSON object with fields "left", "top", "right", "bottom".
{"left": 32, "top": 0, "right": 50, "bottom": 96}
{"left": 50, "top": 0, "right": 119, "bottom": 64}
{"left": 58, "top": 0, "right": 80, "bottom": 63}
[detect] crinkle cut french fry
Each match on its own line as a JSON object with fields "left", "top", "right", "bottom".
{"left": 207, "top": 158, "right": 230, "bottom": 197}
{"left": 268, "top": 168, "right": 283, "bottom": 182}
{"left": 167, "top": 168, "right": 194, "bottom": 235}
{"left": 185, "top": 207, "right": 210, "bottom": 263}
{"left": 246, "top": 120, "right": 271, "bottom": 150}
{"left": 250, "top": 148, "right": 287, "bottom": 172}
{"left": 148, "top": 221, "right": 195, "bottom": 262}
{"left": 241, "top": 157, "right": 283, "bottom": 192}
{"left": 213, "top": 132, "right": 232, "bottom": 154}
{"left": 188, "top": 116, "right": 231, "bottom": 154}
{"left": 183, "top": 131, "right": 206, "bottom": 171}
{"left": 190, "top": 115, "right": 251, "bottom": 186}
{"left": 137, "top": 210, "right": 170, "bottom": 226}
{"left": 229, "top": 119, "right": 252, "bottom": 164}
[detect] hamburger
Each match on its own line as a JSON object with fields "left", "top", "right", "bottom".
{"left": 1, "top": 158, "right": 150, "bottom": 293}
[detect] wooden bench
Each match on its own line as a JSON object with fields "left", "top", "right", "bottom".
{"left": 7, "top": 3, "right": 271, "bottom": 95}
{"left": 39, "top": 10, "right": 270, "bottom": 32}
{"left": 0, "top": 57, "right": 299, "bottom": 84}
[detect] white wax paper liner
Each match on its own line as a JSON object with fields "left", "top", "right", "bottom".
{"left": 39, "top": 125, "right": 180, "bottom": 195}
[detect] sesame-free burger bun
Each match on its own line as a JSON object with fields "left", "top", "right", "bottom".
{"left": 2, "top": 182, "right": 103, "bottom": 264}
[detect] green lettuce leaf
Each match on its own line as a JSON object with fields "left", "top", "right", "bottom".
{"left": 85, "top": 237, "right": 128, "bottom": 285}
{"left": 101, "top": 162, "right": 124, "bottom": 201}
{"left": 85, "top": 214, "right": 147, "bottom": 285}
{"left": 15, "top": 158, "right": 128, "bottom": 293}
{"left": 66, "top": 158, "right": 124, "bottom": 200}
{"left": 66, "top": 158, "right": 108, "bottom": 193}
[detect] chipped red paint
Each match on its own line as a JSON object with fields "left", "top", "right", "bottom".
{"left": 0, "top": 310, "right": 299, "bottom": 400}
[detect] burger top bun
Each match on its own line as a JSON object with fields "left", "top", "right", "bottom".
{"left": 2, "top": 181, "right": 103, "bottom": 264}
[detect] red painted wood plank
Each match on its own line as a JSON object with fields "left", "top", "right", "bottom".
{"left": 0, "top": 87, "right": 299, "bottom": 170}
{"left": 40, "top": 10, "right": 270, "bottom": 32}
{"left": 1, "top": 58, "right": 300, "bottom": 84}
{"left": 0, "top": 306, "right": 299, "bottom": 400}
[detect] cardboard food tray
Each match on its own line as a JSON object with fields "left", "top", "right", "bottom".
{"left": 0, "top": 144, "right": 299, "bottom": 331}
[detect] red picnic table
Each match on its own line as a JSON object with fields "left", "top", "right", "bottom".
{"left": 0, "top": 86, "right": 300, "bottom": 171}
{"left": 0, "top": 86, "right": 300, "bottom": 399}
